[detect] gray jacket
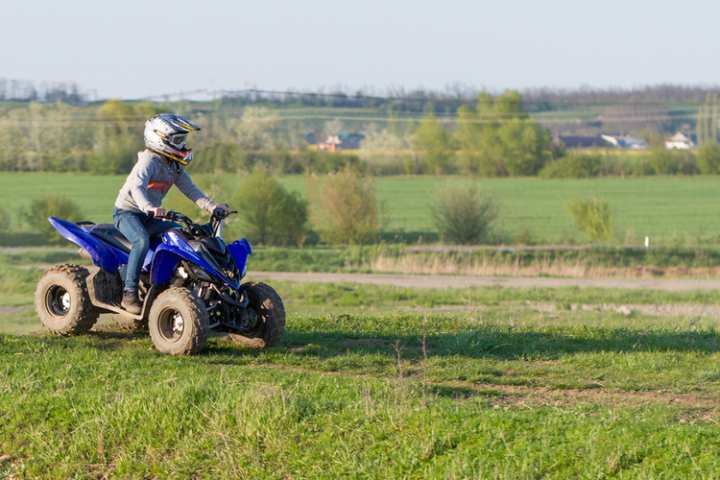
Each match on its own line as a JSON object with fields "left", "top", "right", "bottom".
{"left": 114, "top": 150, "right": 217, "bottom": 214}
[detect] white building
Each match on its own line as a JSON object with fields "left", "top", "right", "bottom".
{"left": 665, "top": 132, "right": 694, "bottom": 150}
{"left": 600, "top": 134, "right": 648, "bottom": 150}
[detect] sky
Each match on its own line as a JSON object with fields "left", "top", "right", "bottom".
{"left": 2, "top": 0, "right": 720, "bottom": 99}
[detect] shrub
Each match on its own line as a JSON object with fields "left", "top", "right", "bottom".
{"left": 540, "top": 154, "right": 602, "bottom": 178}
{"left": 432, "top": 185, "right": 498, "bottom": 244}
{"left": 230, "top": 168, "right": 308, "bottom": 246}
{"left": 697, "top": 144, "right": 720, "bottom": 174}
{"left": 650, "top": 149, "right": 697, "bottom": 175}
{"left": 567, "top": 198, "right": 613, "bottom": 242}
{"left": 22, "top": 195, "right": 83, "bottom": 239}
{"left": 0, "top": 208, "right": 10, "bottom": 232}
{"left": 301, "top": 150, "right": 364, "bottom": 174}
{"left": 314, "top": 168, "right": 379, "bottom": 244}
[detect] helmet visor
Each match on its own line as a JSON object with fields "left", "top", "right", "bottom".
{"left": 169, "top": 133, "right": 187, "bottom": 146}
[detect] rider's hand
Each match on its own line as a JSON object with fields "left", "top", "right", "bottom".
{"left": 212, "top": 203, "right": 230, "bottom": 217}
{"left": 148, "top": 207, "right": 166, "bottom": 218}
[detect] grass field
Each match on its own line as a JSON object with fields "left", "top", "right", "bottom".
{"left": 4, "top": 254, "right": 720, "bottom": 476}
{"left": 2, "top": 172, "right": 720, "bottom": 244}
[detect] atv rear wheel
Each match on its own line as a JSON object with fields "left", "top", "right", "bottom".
{"left": 35, "top": 264, "right": 99, "bottom": 335}
{"left": 241, "top": 282, "right": 285, "bottom": 348}
{"left": 148, "top": 287, "right": 208, "bottom": 355}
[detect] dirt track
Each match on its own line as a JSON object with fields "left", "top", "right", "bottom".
{"left": 249, "top": 271, "right": 720, "bottom": 291}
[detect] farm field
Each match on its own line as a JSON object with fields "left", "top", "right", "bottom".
{"left": 2, "top": 172, "right": 720, "bottom": 244}
{"left": 4, "top": 254, "right": 720, "bottom": 476}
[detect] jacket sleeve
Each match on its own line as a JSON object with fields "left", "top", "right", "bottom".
{"left": 127, "top": 156, "right": 157, "bottom": 213}
{"left": 175, "top": 170, "right": 217, "bottom": 213}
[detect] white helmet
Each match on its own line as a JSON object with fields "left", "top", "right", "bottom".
{"left": 144, "top": 113, "right": 201, "bottom": 165}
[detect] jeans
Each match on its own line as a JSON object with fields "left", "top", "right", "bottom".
{"left": 112, "top": 208, "right": 179, "bottom": 291}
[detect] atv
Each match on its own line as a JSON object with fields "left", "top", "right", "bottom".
{"left": 35, "top": 209, "right": 284, "bottom": 355}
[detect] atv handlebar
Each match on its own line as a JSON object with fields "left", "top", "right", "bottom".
{"left": 153, "top": 209, "right": 237, "bottom": 239}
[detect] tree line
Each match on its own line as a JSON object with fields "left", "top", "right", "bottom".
{"left": 2, "top": 88, "right": 720, "bottom": 177}
{"left": 0, "top": 91, "right": 560, "bottom": 176}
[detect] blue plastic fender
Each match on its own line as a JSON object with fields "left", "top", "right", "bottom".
{"left": 228, "top": 238, "right": 252, "bottom": 278}
{"left": 48, "top": 217, "right": 127, "bottom": 272}
{"left": 150, "top": 230, "right": 240, "bottom": 289}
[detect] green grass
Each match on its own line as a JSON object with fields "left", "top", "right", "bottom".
{"left": 5, "top": 255, "right": 720, "bottom": 476}
{"left": 3, "top": 173, "right": 720, "bottom": 244}
{"left": 4, "top": 296, "right": 720, "bottom": 476}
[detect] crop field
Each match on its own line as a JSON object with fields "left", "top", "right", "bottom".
{"left": 4, "top": 252, "right": 720, "bottom": 477}
{"left": 2, "top": 172, "right": 720, "bottom": 244}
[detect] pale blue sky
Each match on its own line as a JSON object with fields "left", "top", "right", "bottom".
{"left": 2, "top": 0, "right": 719, "bottom": 98}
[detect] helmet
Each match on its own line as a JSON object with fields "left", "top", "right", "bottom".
{"left": 144, "top": 113, "right": 201, "bottom": 165}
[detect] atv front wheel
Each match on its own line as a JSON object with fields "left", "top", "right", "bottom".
{"left": 148, "top": 287, "right": 208, "bottom": 355}
{"left": 243, "top": 282, "right": 285, "bottom": 348}
{"left": 35, "top": 264, "right": 99, "bottom": 335}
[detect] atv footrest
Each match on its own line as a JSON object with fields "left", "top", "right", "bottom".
{"left": 91, "top": 299, "right": 143, "bottom": 320}
{"left": 85, "top": 266, "right": 143, "bottom": 320}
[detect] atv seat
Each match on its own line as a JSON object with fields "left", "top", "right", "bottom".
{"left": 89, "top": 224, "right": 132, "bottom": 253}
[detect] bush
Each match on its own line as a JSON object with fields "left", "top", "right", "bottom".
{"left": 568, "top": 198, "right": 612, "bottom": 242}
{"left": 230, "top": 168, "right": 308, "bottom": 246}
{"left": 697, "top": 144, "right": 720, "bottom": 174}
{"left": 22, "top": 195, "right": 83, "bottom": 239}
{"left": 314, "top": 168, "right": 379, "bottom": 244}
{"left": 432, "top": 185, "right": 498, "bottom": 244}
{"left": 540, "top": 154, "right": 602, "bottom": 178}
{"left": 650, "top": 149, "right": 698, "bottom": 175}
{"left": 301, "top": 150, "right": 364, "bottom": 174}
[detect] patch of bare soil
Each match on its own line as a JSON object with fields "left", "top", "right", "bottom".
{"left": 532, "top": 302, "right": 720, "bottom": 319}
{"left": 399, "top": 302, "right": 720, "bottom": 319}
{"left": 249, "top": 271, "right": 720, "bottom": 292}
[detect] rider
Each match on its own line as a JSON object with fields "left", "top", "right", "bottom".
{"left": 113, "top": 113, "right": 228, "bottom": 314}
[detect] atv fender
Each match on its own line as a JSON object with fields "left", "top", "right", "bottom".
{"left": 49, "top": 217, "right": 126, "bottom": 272}
{"left": 150, "top": 231, "right": 239, "bottom": 289}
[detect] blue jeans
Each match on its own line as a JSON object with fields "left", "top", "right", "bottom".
{"left": 112, "top": 208, "right": 179, "bottom": 291}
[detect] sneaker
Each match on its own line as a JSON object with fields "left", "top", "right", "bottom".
{"left": 121, "top": 289, "right": 142, "bottom": 315}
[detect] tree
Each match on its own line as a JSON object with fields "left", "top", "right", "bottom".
{"left": 454, "top": 102, "right": 502, "bottom": 176}
{"left": 234, "top": 107, "right": 282, "bottom": 153}
{"left": 697, "top": 143, "right": 720, "bottom": 174}
{"left": 89, "top": 100, "right": 151, "bottom": 174}
{"left": 231, "top": 168, "right": 308, "bottom": 246}
{"left": 412, "top": 105, "right": 452, "bottom": 174}
{"left": 358, "top": 125, "right": 415, "bottom": 175}
{"left": 697, "top": 94, "right": 720, "bottom": 146}
{"left": 313, "top": 168, "right": 379, "bottom": 244}
{"left": 453, "top": 91, "right": 553, "bottom": 176}
{"left": 498, "top": 118, "right": 553, "bottom": 176}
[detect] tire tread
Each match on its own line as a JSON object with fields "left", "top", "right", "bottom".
{"left": 35, "top": 264, "right": 99, "bottom": 335}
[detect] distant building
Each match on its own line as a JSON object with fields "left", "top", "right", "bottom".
{"left": 303, "top": 132, "right": 317, "bottom": 145}
{"left": 558, "top": 135, "right": 611, "bottom": 149}
{"left": 601, "top": 134, "right": 648, "bottom": 150}
{"left": 665, "top": 132, "right": 695, "bottom": 150}
{"left": 315, "top": 132, "right": 365, "bottom": 152}
{"left": 317, "top": 135, "right": 343, "bottom": 152}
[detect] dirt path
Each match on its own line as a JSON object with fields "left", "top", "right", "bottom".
{"left": 249, "top": 271, "right": 720, "bottom": 292}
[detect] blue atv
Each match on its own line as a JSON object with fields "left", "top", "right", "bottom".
{"left": 34, "top": 209, "right": 285, "bottom": 355}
